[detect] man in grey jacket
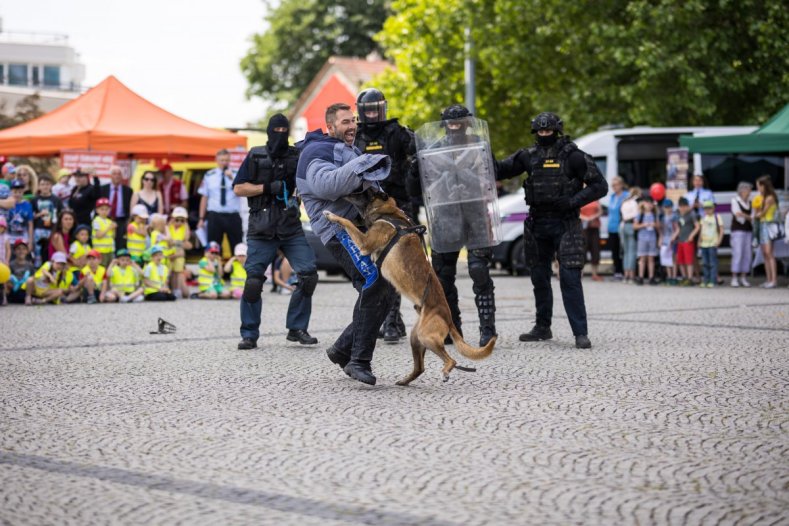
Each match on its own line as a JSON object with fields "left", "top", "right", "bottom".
{"left": 296, "top": 102, "right": 393, "bottom": 385}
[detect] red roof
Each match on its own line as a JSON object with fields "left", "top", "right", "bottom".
{"left": 0, "top": 75, "right": 246, "bottom": 158}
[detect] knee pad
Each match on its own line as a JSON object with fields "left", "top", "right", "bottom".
{"left": 242, "top": 274, "right": 266, "bottom": 303}
{"left": 296, "top": 270, "right": 318, "bottom": 296}
{"left": 468, "top": 254, "right": 491, "bottom": 284}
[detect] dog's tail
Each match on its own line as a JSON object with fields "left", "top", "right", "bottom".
{"left": 449, "top": 325, "right": 495, "bottom": 360}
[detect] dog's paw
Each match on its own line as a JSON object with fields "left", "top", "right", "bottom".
{"left": 322, "top": 210, "right": 338, "bottom": 222}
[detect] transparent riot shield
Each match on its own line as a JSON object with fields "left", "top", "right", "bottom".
{"left": 415, "top": 117, "right": 502, "bottom": 253}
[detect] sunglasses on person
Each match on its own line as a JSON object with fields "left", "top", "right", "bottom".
{"left": 143, "top": 177, "right": 155, "bottom": 182}
{"left": 173, "top": 218, "right": 186, "bottom": 223}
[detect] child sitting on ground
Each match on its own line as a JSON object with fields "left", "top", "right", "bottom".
{"left": 224, "top": 243, "right": 247, "bottom": 299}
{"left": 69, "top": 224, "right": 92, "bottom": 272}
{"left": 143, "top": 245, "right": 176, "bottom": 301}
{"left": 659, "top": 199, "right": 679, "bottom": 285}
{"left": 5, "top": 239, "right": 35, "bottom": 305}
{"left": 672, "top": 197, "right": 700, "bottom": 286}
{"left": 25, "top": 251, "right": 75, "bottom": 305}
{"left": 102, "top": 249, "right": 144, "bottom": 303}
{"left": 698, "top": 200, "right": 724, "bottom": 288}
{"left": 196, "top": 241, "right": 230, "bottom": 299}
{"left": 81, "top": 249, "right": 106, "bottom": 304}
{"left": 634, "top": 196, "right": 659, "bottom": 285}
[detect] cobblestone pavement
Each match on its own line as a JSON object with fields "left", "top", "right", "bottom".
{"left": 1, "top": 271, "right": 787, "bottom": 525}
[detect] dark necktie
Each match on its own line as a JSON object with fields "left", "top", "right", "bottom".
{"left": 220, "top": 170, "right": 227, "bottom": 207}
{"left": 110, "top": 186, "right": 118, "bottom": 219}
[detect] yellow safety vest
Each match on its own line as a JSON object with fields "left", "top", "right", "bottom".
{"left": 110, "top": 265, "right": 139, "bottom": 293}
{"left": 81, "top": 264, "right": 106, "bottom": 288}
{"left": 127, "top": 221, "right": 148, "bottom": 258}
{"left": 230, "top": 260, "right": 246, "bottom": 290}
{"left": 151, "top": 230, "right": 175, "bottom": 258}
{"left": 69, "top": 240, "right": 91, "bottom": 273}
{"left": 34, "top": 262, "right": 64, "bottom": 291}
{"left": 144, "top": 262, "right": 169, "bottom": 295}
{"left": 91, "top": 216, "right": 115, "bottom": 254}
{"left": 197, "top": 256, "right": 220, "bottom": 292}
{"left": 168, "top": 224, "right": 187, "bottom": 244}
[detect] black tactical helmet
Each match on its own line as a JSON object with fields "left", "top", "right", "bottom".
{"left": 530, "top": 112, "right": 563, "bottom": 134}
{"left": 356, "top": 88, "right": 387, "bottom": 123}
{"left": 441, "top": 104, "right": 472, "bottom": 121}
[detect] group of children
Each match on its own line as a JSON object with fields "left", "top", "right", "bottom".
{"left": 630, "top": 196, "right": 727, "bottom": 288}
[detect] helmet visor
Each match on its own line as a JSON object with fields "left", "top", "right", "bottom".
{"left": 357, "top": 100, "right": 387, "bottom": 123}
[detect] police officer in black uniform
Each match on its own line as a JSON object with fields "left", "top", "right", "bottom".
{"left": 407, "top": 104, "right": 497, "bottom": 347}
{"left": 496, "top": 112, "right": 608, "bottom": 348}
{"left": 233, "top": 114, "right": 320, "bottom": 350}
{"left": 354, "top": 88, "right": 419, "bottom": 343}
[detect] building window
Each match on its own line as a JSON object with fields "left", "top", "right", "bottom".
{"left": 9, "top": 64, "right": 28, "bottom": 86}
{"left": 32, "top": 66, "right": 40, "bottom": 86}
{"left": 0, "top": 65, "right": 4, "bottom": 84}
{"left": 43, "top": 66, "right": 60, "bottom": 88}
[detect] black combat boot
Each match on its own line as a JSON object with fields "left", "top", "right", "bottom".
{"left": 238, "top": 338, "right": 258, "bottom": 350}
{"left": 287, "top": 329, "right": 318, "bottom": 345}
{"left": 343, "top": 360, "right": 376, "bottom": 385}
{"left": 575, "top": 335, "right": 592, "bottom": 349}
{"left": 519, "top": 325, "right": 553, "bottom": 342}
{"left": 475, "top": 293, "right": 497, "bottom": 346}
{"left": 326, "top": 345, "right": 351, "bottom": 369}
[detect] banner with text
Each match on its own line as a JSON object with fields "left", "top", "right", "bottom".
{"left": 61, "top": 150, "right": 117, "bottom": 179}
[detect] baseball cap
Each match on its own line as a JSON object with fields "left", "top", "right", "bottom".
{"left": 10, "top": 179, "right": 24, "bottom": 189}
{"left": 87, "top": 249, "right": 101, "bottom": 258}
{"left": 702, "top": 200, "right": 715, "bottom": 208}
{"left": 171, "top": 206, "right": 188, "bottom": 219}
{"left": 234, "top": 243, "right": 247, "bottom": 257}
{"left": 72, "top": 169, "right": 89, "bottom": 177}
{"left": 207, "top": 241, "right": 221, "bottom": 254}
{"left": 662, "top": 199, "right": 674, "bottom": 208}
{"left": 150, "top": 244, "right": 164, "bottom": 255}
{"left": 96, "top": 197, "right": 111, "bottom": 208}
{"left": 51, "top": 252, "right": 68, "bottom": 264}
{"left": 13, "top": 238, "right": 28, "bottom": 248}
{"left": 131, "top": 204, "right": 149, "bottom": 219}
{"left": 75, "top": 224, "right": 90, "bottom": 235}
{"left": 159, "top": 163, "right": 173, "bottom": 172}
{"left": 57, "top": 168, "right": 71, "bottom": 178}
{"left": 116, "top": 248, "right": 130, "bottom": 257}
{"left": 2, "top": 162, "right": 15, "bottom": 176}
{"left": 678, "top": 197, "right": 689, "bottom": 206}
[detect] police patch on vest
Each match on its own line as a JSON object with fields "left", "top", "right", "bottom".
{"left": 543, "top": 160, "right": 560, "bottom": 168}
{"left": 336, "top": 230, "right": 379, "bottom": 290}
{"left": 364, "top": 141, "right": 384, "bottom": 152}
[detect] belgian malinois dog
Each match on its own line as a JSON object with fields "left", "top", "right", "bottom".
{"left": 323, "top": 189, "right": 495, "bottom": 386}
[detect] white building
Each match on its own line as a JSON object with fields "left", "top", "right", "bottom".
{"left": 0, "top": 20, "right": 86, "bottom": 113}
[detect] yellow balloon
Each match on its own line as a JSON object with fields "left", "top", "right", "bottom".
{"left": 0, "top": 263, "right": 9, "bottom": 284}
{"left": 752, "top": 194, "right": 763, "bottom": 209}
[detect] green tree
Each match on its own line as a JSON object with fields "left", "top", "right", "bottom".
{"left": 374, "top": 0, "right": 789, "bottom": 157}
{"left": 241, "top": 0, "right": 390, "bottom": 111}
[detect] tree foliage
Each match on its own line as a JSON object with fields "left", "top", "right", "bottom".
{"left": 241, "top": 0, "right": 389, "bottom": 111}
{"left": 373, "top": 0, "right": 789, "bottom": 157}
{"left": 0, "top": 93, "right": 43, "bottom": 130}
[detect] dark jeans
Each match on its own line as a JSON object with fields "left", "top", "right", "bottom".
{"left": 145, "top": 292, "right": 176, "bottom": 301}
{"left": 608, "top": 231, "right": 623, "bottom": 274}
{"left": 114, "top": 217, "right": 129, "bottom": 250}
{"left": 240, "top": 235, "right": 317, "bottom": 340}
{"left": 700, "top": 247, "right": 718, "bottom": 285}
{"left": 531, "top": 218, "right": 588, "bottom": 336}
{"left": 326, "top": 238, "right": 394, "bottom": 364}
{"left": 207, "top": 211, "right": 243, "bottom": 250}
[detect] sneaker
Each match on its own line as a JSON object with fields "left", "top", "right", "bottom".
{"left": 635, "top": 277, "right": 644, "bottom": 285}
{"left": 762, "top": 281, "right": 777, "bottom": 289}
{"left": 280, "top": 288, "right": 292, "bottom": 295}
{"left": 575, "top": 335, "right": 592, "bottom": 349}
{"left": 86, "top": 295, "right": 98, "bottom": 304}
{"left": 706, "top": 283, "right": 715, "bottom": 288}
{"left": 648, "top": 277, "right": 659, "bottom": 285}
{"left": 237, "top": 338, "right": 258, "bottom": 350}
{"left": 119, "top": 295, "right": 131, "bottom": 303}
{"left": 740, "top": 278, "right": 751, "bottom": 288}
{"left": 519, "top": 325, "right": 552, "bottom": 342}
{"left": 613, "top": 273, "right": 624, "bottom": 281}
{"left": 730, "top": 279, "right": 740, "bottom": 287}
{"left": 133, "top": 295, "right": 144, "bottom": 303}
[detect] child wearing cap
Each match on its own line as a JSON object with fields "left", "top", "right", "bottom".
{"left": 224, "top": 243, "right": 247, "bottom": 299}
{"left": 699, "top": 200, "right": 723, "bottom": 288}
{"left": 143, "top": 245, "right": 176, "bottom": 301}
{"left": 25, "top": 251, "right": 72, "bottom": 305}
{"left": 5, "top": 239, "right": 35, "bottom": 304}
{"left": 92, "top": 197, "right": 117, "bottom": 268}
{"left": 672, "top": 197, "right": 700, "bottom": 286}
{"left": 80, "top": 249, "right": 106, "bottom": 304}
{"left": 30, "top": 173, "right": 62, "bottom": 266}
{"left": 127, "top": 205, "right": 150, "bottom": 264}
{"left": 7, "top": 179, "right": 34, "bottom": 246}
{"left": 102, "top": 249, "right": 144, "bottom": 303}
{"left": 167, "top": 207, "right": 192, "bottom": 298}
{"left": 69, "top": 225, "right": 92, "bottom": 272}
{"left": 197, "top": 242, "right": 230, "bottom": 299}
{"left": 659, "top": 199, "right": 679, "bottom": 285}
{"left": 634, "top": 197, "right": 659, "bottom": 285}
{"left": 0, "top": 216, "right": 8, "bottom": 265}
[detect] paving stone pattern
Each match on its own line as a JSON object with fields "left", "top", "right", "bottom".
{"left": 1, "top": 272, "right": 787, "bottom": 525}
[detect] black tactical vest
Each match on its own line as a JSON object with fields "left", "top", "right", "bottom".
{"left": 523, "top": 137, "right": 583, "bottom": 213}
{"left": 247, "top": 146, "right": 303, "bottom": 240}
{"left": 355, "top": 120, "right": 409, "bottom": 201}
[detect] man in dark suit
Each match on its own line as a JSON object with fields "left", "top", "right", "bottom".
{"left": 99, "top": 165, "right": 133, "bottom": 249}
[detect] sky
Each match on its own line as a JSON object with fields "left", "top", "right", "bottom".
{"left": 0, "top": 0, "right": 270, "bottom": 129}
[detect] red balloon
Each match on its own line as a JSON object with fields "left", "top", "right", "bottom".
{"left": 650, "top": 182, "right": 666, "bottom": 202}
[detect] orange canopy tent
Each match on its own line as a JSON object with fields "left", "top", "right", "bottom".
{"left": 0, "top": 75, "right": 246, "bottom": 159}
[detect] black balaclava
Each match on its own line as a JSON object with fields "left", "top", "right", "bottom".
{"left": 267, "top": 113, "right": 290, "bottom": 156}
{"left": 536, "top": 131, "right": 558, "bottom": 148}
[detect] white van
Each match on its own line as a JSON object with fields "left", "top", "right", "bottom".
{"left": 492, "top": 126, "right": 761, "bottom": 274}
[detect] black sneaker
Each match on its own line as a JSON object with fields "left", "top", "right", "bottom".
{"left": 519, "top": 325, "right": 552, "bottom": 342}
{"left": 635, "top": 277, "right": 644, "bottom": 285}
{"left": 575, "top": 335, "right": 592, "bottom": 349}
{"left": 649, "top": 277, "right": 659, "bottom": 286}
{"left": 343, "top": 361, "right": 376, "bottom": 385}
{"left": 287, "top": 329, "right": 318, "bottom": 345}
{"left": 238, "top": 338, "right": 258, "bottom": 350}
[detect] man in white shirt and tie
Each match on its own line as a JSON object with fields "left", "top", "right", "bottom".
{"left": 197, "top": 149, "right": 243, "bottom": 251}
{"left": 99, "top": 165, "right": 133, "bottom": 249}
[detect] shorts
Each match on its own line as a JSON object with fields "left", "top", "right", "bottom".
{"left": 171, "top": 256, "right": 185, "bottom": 273}
{"left": 637, "top": 236, "right": 658, "bottom": 257}
{"left": 659, "top": 245, "right": 674, "bottom": 267}
{"left": 199, "top": 282, "right": 225, "bottom": 294}
{"left": 676, "top": 241, "right": 696, "bottom": 265}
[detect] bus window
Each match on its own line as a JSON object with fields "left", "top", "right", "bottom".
{"left": 593, "top": 157, "right": 606, "bottom": 177}
{"left": 616, "top": 134, "right": 681, "bottom": 188}
{"left": 702, "top": 155, "right": 785, "bottom": 192}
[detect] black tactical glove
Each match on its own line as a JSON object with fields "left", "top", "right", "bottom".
{"left": 265, "top": 180, "right": 283, "bottom": 196}
{"left": 552, "top": 196, "right": 573, "bottom": 212}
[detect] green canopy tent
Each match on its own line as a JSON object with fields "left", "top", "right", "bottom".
{"left": 680, "top": 104, "right": 789, "bottom": 154}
